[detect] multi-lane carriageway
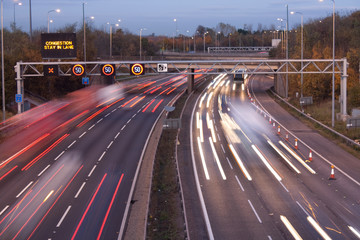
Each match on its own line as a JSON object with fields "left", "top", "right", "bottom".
{"left": 190, "top": 74, "right": 360, "bottom": 239}
{"left": 0, "top": 73, "right": 206, "bottom": 240}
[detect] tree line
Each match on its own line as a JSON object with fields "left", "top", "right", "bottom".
{"left": 0, "top": 10, "right": 359, "bottom": 114}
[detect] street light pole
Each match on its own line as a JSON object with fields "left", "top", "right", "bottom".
{"left": 203, "top": 31, "right": 208, "bottom": 53}
{"left": 29, "top": 0, "right": 32, "bottom": 41}
{"left": 13, "top": 2, "right": 22, "bottom": 28}
{"left": 291, "top": 11, "right": 304, "bottom": 98}
{"left": 47, "top": 9, "right": 60, "bottom": 33}
{"left": 320, "top": 0, "right": 335, "bottom": 127}
{"left": 83, "top": 2, "right": 86, "bottom": 62}
{"left": 286, "top": 4, "right": 289, "bottom": 99}
{"left": 1, "top": 0, "right": 5, "bottom": 121}
{"left": 173, "top": 18, "right": 176, "bottom": 52}
{"left": 139, "top": 28, "right": 146, "bottom": 60}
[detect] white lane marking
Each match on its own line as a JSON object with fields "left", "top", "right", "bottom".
{"left": 121, "top": 125, "right": 126, "bottom": 131}
{"left": 115, "top": 132, "right": 120, "bottom": 139}
{"left": 307, "top": 216, "right": 332, "bottom": 240}
{"left": 74, "top": 182, "right": 86, "bottom": 198}
{"left": 226, "top": 157, "right": 233, "bottom": 169}
{"left": 56, "top": 205, "right": 72, "bottom": 227}
{"left": 97, "top": 118, "right": 103, "bottom": 124}
{"left": 197, "top": 137, "right": 210, "bottom": 180}
{"left": 280, "top": 215, "right": 303, "bottom": 240}
{"left": 296, "top": 201, "right": 310, "bottom": 217}
{"left": 16, "top": 181, "right": 33, "bottom": 198}
{"left": 88, "top": 165, "right": 97, "bottom": 177}
{"left": 235, "top": 175, "right": 244, "bottom": 191}
{"left": 268, "top": 236, "right": 272, "bottom": 240}
{"left": 221, "top": 144, "right": 225, "bottom": 153}
{"left": 214, "top": 125, "right": 218, "bottom": 131}
{"left": 112, "top": 109, "right": 117, "bottom": 113}
{"left": 209, "top": 137, "right": 227, "bottom": 180}
{"left": 279, "top": 141, "right": 316, "bottom": 174}
{"left": 280, "top": 182, "right": 289, "bottom": 193}
{"left": 105, "top": 113, "right": 110, "bottom": 118}
{"left": 0, "top": 205, "right": 9, "bottom": 216}
{"left": 88, "top": 124, "right": 95, "bottom": 130}
{"left": 137, "top": 109, "right": 142, "bottom": 114}
{"left": 67, "top": 140, "right": 76, "bottom": 149}
{"left": 217, "top": 133, "right": 221, "bottom": 141}
{"left": 132, "top": 114, "right": 136, "bottom": 119}
{"left": 98, "top": 151, "right": 106, "bottom": 162}
{"left": 54, "top": 151, "right": 65, "bottom": 161}
{"left": 38, "top": 164, "right": 51, "bottom": 177}
{"left": 79, "top": 132, "right": 87, "bottom": 138}
{"left": 248, "top": 200, "right": 262, "bottom": 223}
{"left": 107, "top": 141, "right": 114, "bottom": 149}
{"left": 127, "top": 119, "right": 131, "bottom": 124}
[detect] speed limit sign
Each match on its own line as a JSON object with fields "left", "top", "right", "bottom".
{"left": 130, "top": 64, "right": 145, "bottom": 76}
{"left": 101, "top": 64, "right": 116, "bottom": 77}
{"left": 71, "top": 64, "right": 85, "bottom": 76}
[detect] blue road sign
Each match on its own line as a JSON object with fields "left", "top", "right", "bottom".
{"left": 15, "top": 94, "right": 23, "bottom": 103}
{"left": 82, "top": 77, "right": 89, "bottom": 85}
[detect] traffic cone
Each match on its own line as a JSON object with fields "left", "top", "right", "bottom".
{"left": 273, "top": 122, "right": 276, "bottom": 128}
{"left": 277, "top": 126, "right": 281, "bottom": 135}
{"left": 295, "top": 139, "right": 298, "bottom": 150}
{"left": 285, "top": 132, "right": 289, "bottom": 141}
{"left": 306, "top": 150, "right": 313, "bottom": 162}
{"left": 329, "top": 165, "right": 336, "bottom": 180}
{"left": 269, "top": 117, "right": 272, "bottom": 124}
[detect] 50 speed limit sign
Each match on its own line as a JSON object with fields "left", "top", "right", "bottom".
{"left": 101, "top": 64, "right": 116, "bottom": 77}
{"left": 130, "top": 64, "right": 145, "bottom": 76}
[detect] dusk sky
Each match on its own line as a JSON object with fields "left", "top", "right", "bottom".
{"left": 4, "top": 0, "right": 359, "bottom": 35}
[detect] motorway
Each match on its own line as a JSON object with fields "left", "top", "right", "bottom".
{"left": 0, "top": 73, "right": 205, "bottom": 239}
{"left": 188, "top": 74, "right": 360, "bottom": 239}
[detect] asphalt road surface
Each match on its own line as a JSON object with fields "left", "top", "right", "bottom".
{"left": 188, "top": 74, "right": 360, "bottom": 239}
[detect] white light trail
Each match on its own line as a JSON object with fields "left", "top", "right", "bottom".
{"left": 229, "top": 144, "right": 252, "bottom": 181}
{"left": 279, "top": 141, "right": 316, "bottom": 174}
{"left": 267, "top": 140, "right": 301, "bottom": 174}
{"left": 252, "top": 145, "right": 282, "bottom": 182}
{"left": 209, "top": 137, "right": 226, "bottom": 180}
{"left": 280, "top": 215, "right": 303, "bottom": 240}
{"left": 197, "top": 137, "right": 210, "bottom": 180}
{"left": 307, "top": 216, "right": 332, "bottom": 240}
{"left": 348, "top": 226, "right": 360, "bottom": 239}
{"left": 207, "top": 92, "right": 213, "bottom": 108}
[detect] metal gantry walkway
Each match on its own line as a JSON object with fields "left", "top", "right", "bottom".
{"left": 14, "top": 58, "right": 348, "bottom": 118}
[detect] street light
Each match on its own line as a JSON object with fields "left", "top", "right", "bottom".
{"left": 13, "top": 2, "right": 22, "bottom": 28}
{"left": 140, "top": 28, "right": 147, "bottom": 60}
{"left": 228, "top": 33, "right": 232, "bottom": 47}
{"left": 107, "top": 22, "right": 119, "bottom": 58}
{"left": 1, "top": 0, "right": 5, "bottom": 121}
{"left": 82, "top": 2, "right": 95, "bottom": 62}
{"left": 194, "top": 30, "right": 199, "bottom": 53}
{"left": 203, "top": 31, "right": 208, "bottom": 53}
{"left": 47, "top": 8, "right": 60, "bottom": 33}
{"left": 320, "top": 0, "right": 335, "bottom": 128}
{"left": 291, "top": 11, "right": 304, "bottom": 98}
{"left": 173, "top": 18, "right": 177, "bottom": 52}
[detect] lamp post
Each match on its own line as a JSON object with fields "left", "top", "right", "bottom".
{"left": 107, "top": 22, "right": 119, "bottom": 58}
{"left": 140, "top": 28, "right": 146, "bottom": 60}
{"left": 228, "top": 33, "right": 232, "bottom": 47}
{"left": 47, "top": 8, "right": 60, "bottom": 33}
{"left": 320, "top": 0, "right": 335, "bottom": 128}
{"left": 203, "top": 31, "right": 208, "bottom": 53}
{"left": 291, "top": 11, "right": 304, "bottom": 98}
{"left": 173, "top": 18, "right": 177, "bottom": 52}
{"left": 13, "top": 2, "right": 22, "bottom": 28}
{"left": 194, "top": 30, "right": 199, "bottom": 53}
{"left": 1, "top": 0, "right": 5, "bottom": 121}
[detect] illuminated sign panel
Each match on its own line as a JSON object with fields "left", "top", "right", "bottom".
{"left": 41, "top": 33, "right": 77, "bottom": 59}
{"left": 72, "top": 64, "right": 85, "bottom": 76}
{"left": 101, "top": 64, "right": 116, "bottom": 77}
{"left": 44, "top": 65, "right": 59, "bottom": 76}
{"left": 130, "top": 63, "right": 145, "bottom": 76}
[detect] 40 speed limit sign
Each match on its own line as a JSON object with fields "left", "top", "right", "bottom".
{"left": 130, "top": 63, "right": 145, "bottom": 76}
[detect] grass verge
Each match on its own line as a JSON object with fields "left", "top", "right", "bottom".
{"left": 267, "top": 89, "right": 360, "bottom": 158}
{"left": 146, "top": 93, "right": 189, "bottom": 240}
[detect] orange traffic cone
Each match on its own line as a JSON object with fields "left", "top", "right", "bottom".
{"left": 273, "top": 122, "right": 276, "bottom": 128}
{"left": 269, "top": 117, "right": 272, "bottom": 124}
{"left": 277, "top": 126, "right": 281, "bottom": 135}
{"left": 329, "top": 165, "right": 336, "bottom": 180}
{"left": 285, "top": 132, "right": 289, "bottom": 141}
{"left": 295, "top": 139, "right": 298, "bottom": 150}
{"left": 309, "top": 150, "right": 313, "bottom": 161}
